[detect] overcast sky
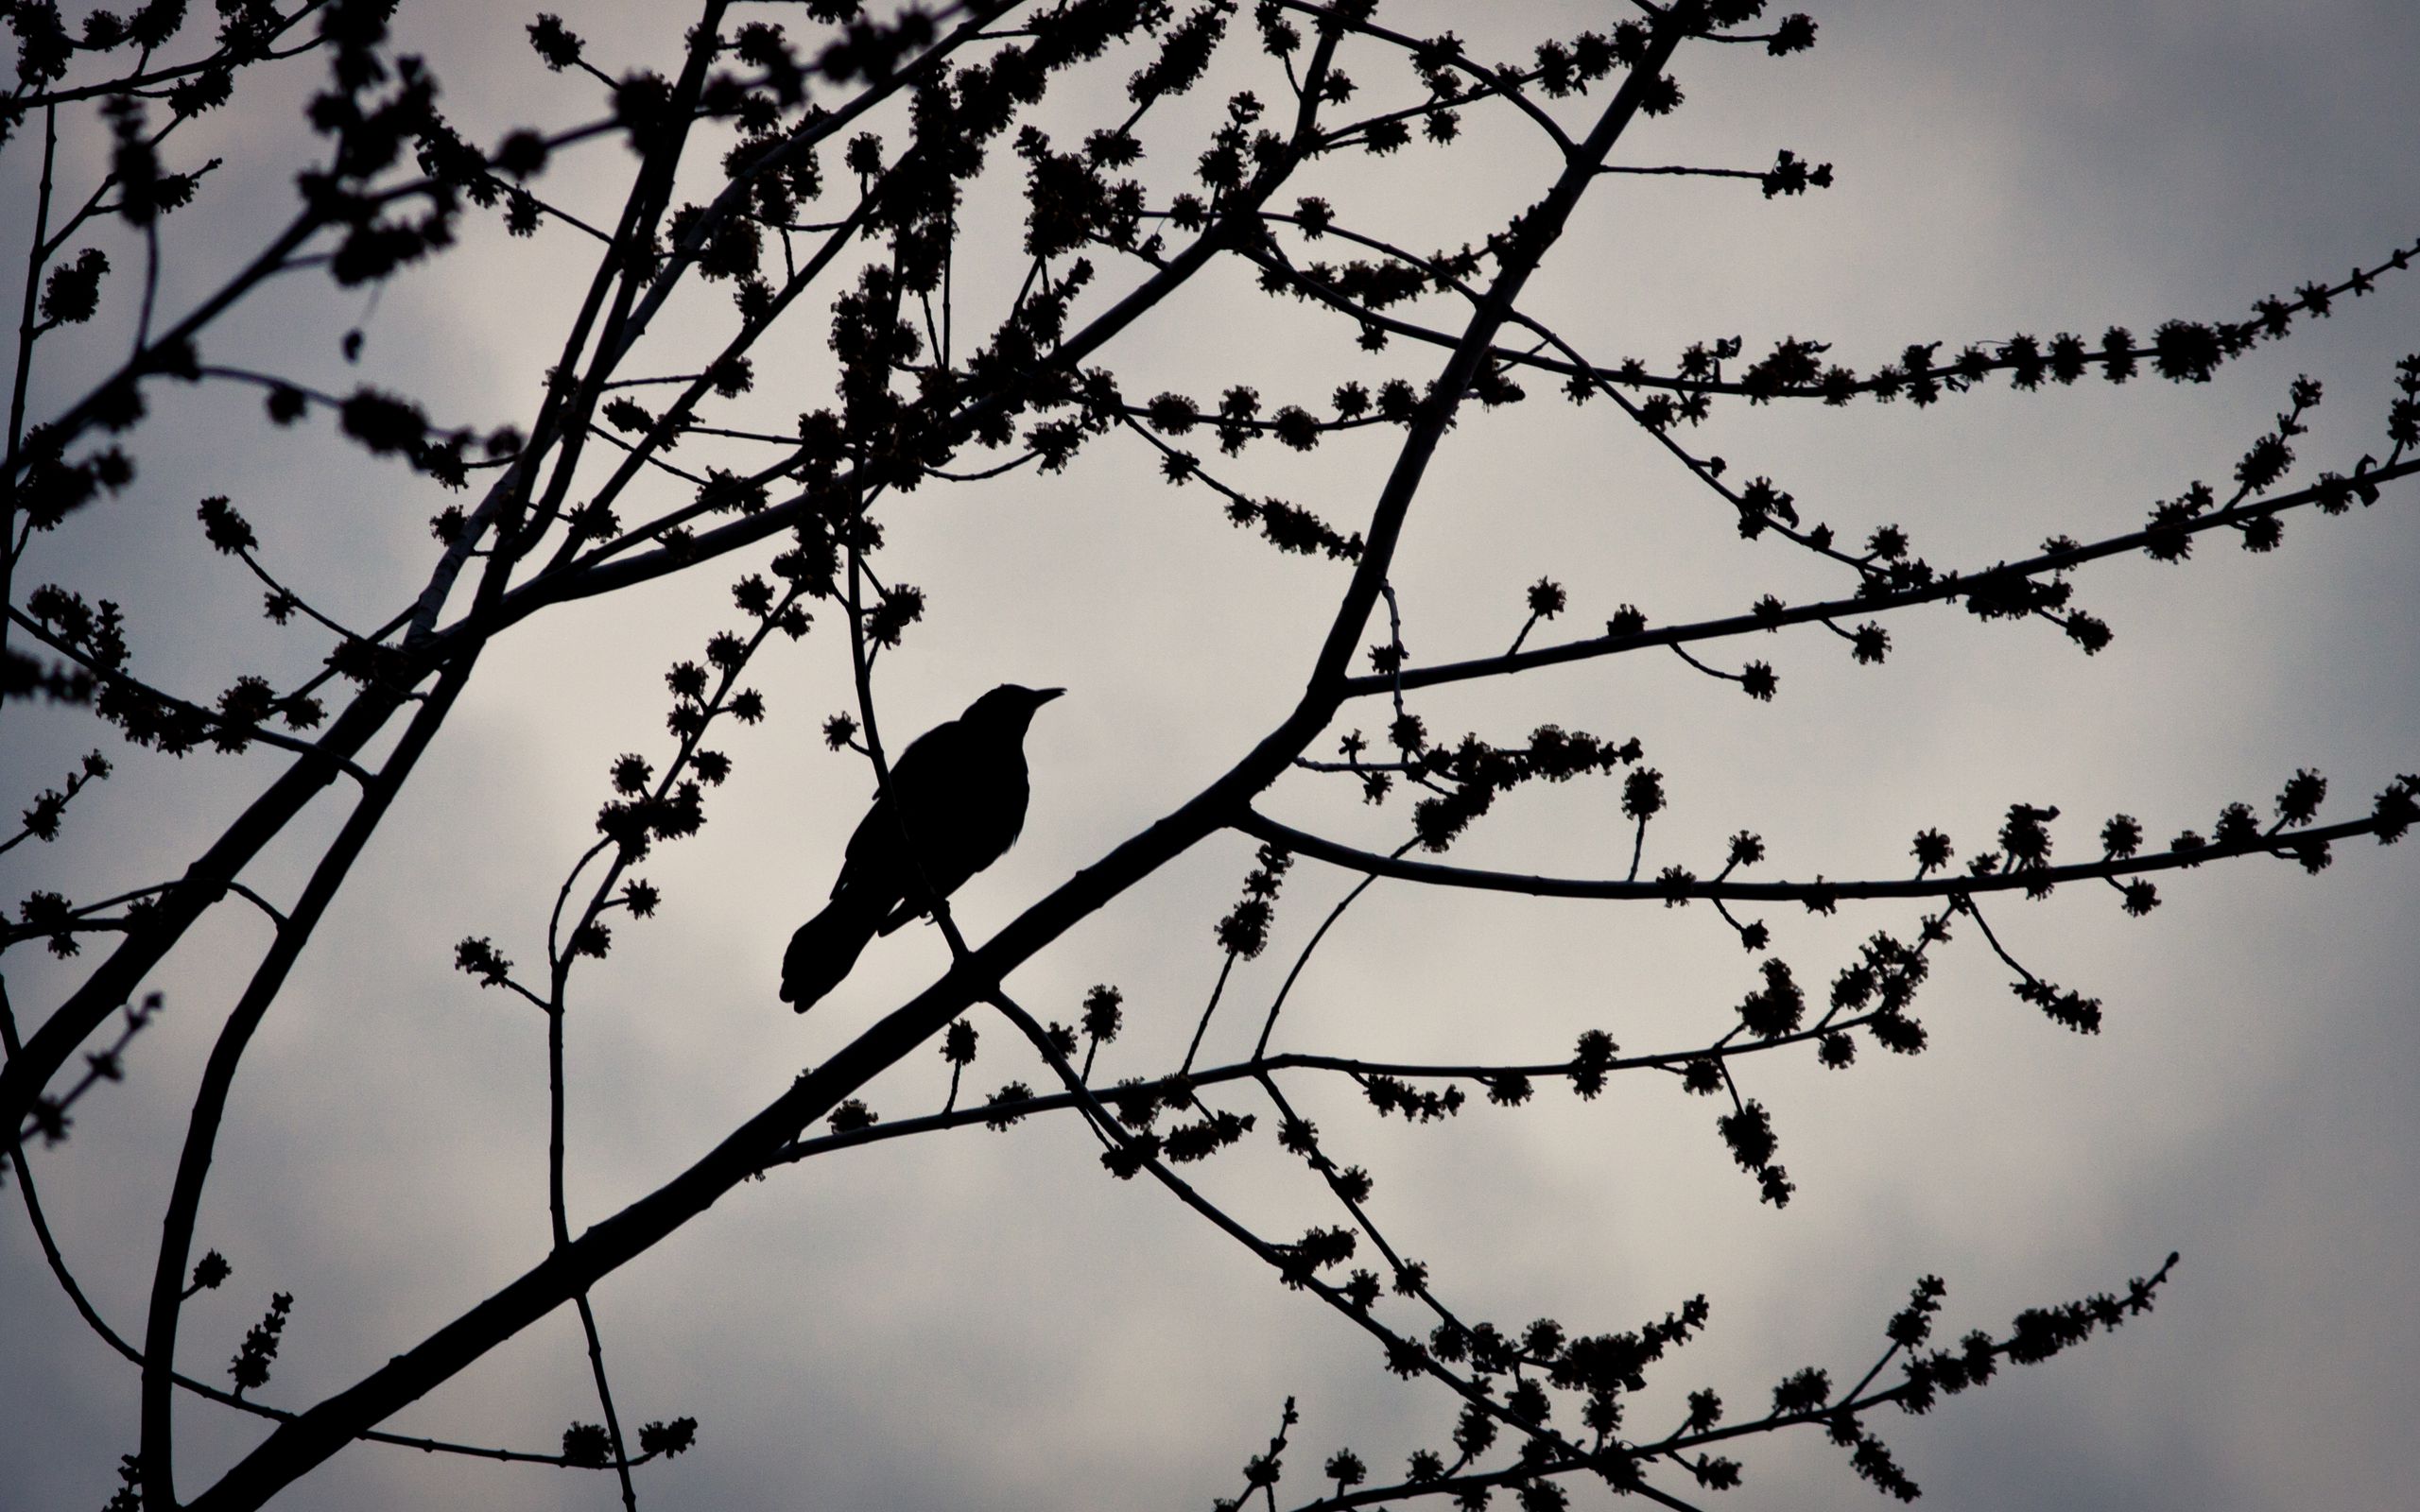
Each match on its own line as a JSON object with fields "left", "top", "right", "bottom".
{"left": 6, "top": 4, "right": 2417, "bottom": 1510}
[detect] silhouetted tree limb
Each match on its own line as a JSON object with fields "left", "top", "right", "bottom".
{"left": 6, "top": 2, "right": 2413, "bottom": 1507}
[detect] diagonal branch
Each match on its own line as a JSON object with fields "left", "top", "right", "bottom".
{"left": 1238, "top": 806, "right": 2396, "bottom": 906}
{"left": 1337, "top": 455, "right": 2420, "bottom": 698}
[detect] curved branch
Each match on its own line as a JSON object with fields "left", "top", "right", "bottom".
{"left": 6, "top": 1115, "right": 592, "bottom": 1469}
{"left": 140, "top": 659, "right": 479, "bottom": 1507}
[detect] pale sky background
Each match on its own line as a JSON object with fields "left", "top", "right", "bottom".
{"left": 5, "top": 4, "right": 2417, "bottom": 1510}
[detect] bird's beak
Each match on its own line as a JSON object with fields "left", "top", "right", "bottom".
{"left": 1033, "top": 687, "right": 1065, "bottom": 705}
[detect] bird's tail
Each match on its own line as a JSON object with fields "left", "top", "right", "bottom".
{"left": 781, "top": 885, "right": 889, "bottom": 1011}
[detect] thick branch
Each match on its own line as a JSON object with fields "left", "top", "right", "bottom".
{"left": 0, "top": 684, "right": 405, "bottom": 1137}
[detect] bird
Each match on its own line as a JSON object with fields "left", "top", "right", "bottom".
{"left": 781, "top": 683, "right": 1063, "bottom": 1010}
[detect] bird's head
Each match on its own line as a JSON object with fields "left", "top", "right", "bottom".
{"left": 964, "top": 682, "right": 1063, "bottom": 733}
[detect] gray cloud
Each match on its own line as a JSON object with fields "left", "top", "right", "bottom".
{"left": 5, "top": 4, "right": 2415, "bottom": 1510}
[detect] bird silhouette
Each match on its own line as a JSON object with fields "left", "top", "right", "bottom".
{"left": 781, "top": 684, "right": 1063, "bottom": 1010}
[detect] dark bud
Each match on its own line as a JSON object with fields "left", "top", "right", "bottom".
{"left": 561, "top": 1422, "right": 612, "bottom": 1469}
{"left": 637, "top": 1418, "right": 697, "bottom": 1459}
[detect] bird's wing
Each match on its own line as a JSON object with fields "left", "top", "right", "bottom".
{"left": 830, "top": 716, "right": 966, "bottom": 898}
